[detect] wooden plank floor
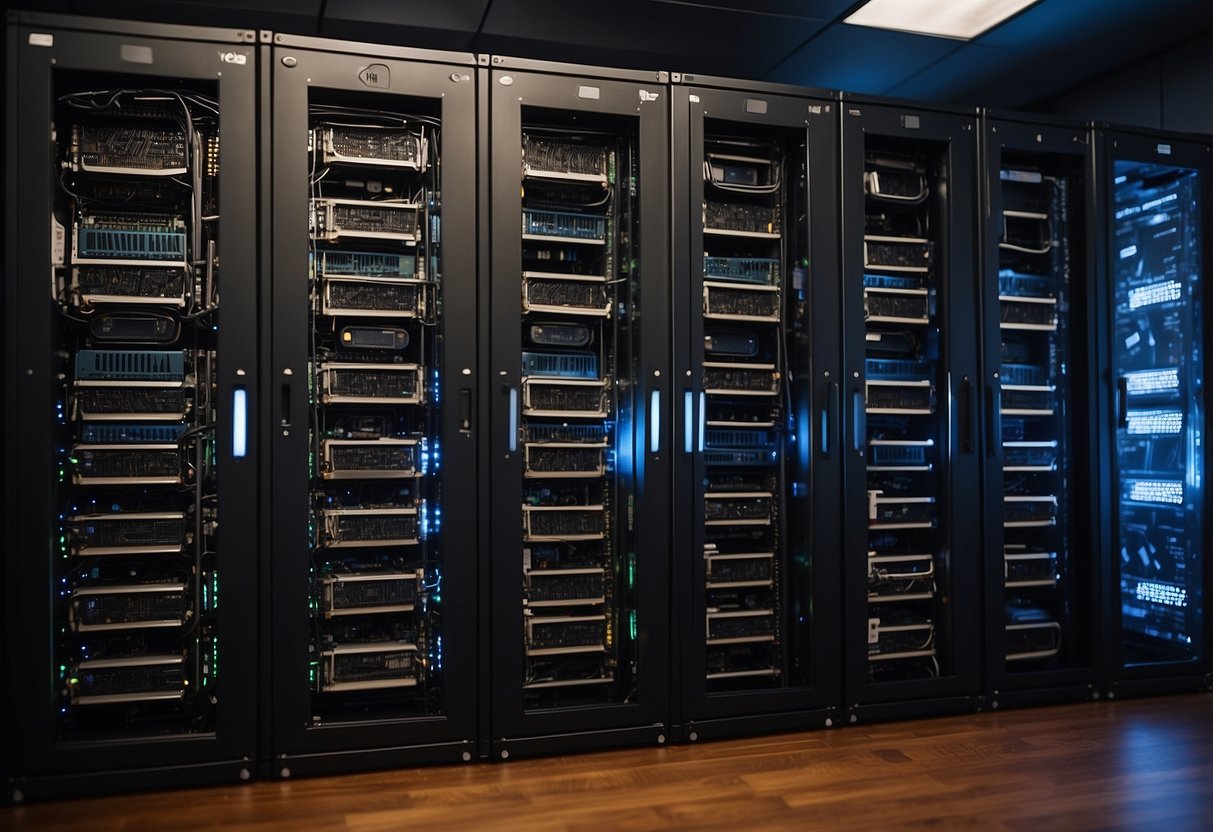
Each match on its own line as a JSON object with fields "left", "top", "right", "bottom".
{"left": 5, "top": 694, "right": 1213, "bottom": 831}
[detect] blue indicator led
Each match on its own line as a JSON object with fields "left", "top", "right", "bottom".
{"left": 232, "top": 387, "right": 248, "bottom": 458}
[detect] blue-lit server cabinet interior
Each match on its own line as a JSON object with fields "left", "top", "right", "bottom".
{"left": 266, "top": 36, "right": 480, "bottom": 774}
{"left": 4, "top": 14, "right": 259, "bottom": 798}
{"left": 1099, "top": 129, "right": 1211, "bottom": 696}
{"left": 980, "top": 114, "right": 1100, "bottom": 707}
{"left": 487, "top": 58, "right": 671, "bottom": 757}
{"left": 670, "top": 75, "right": 842, "bottom": 739}
{"left": 840, "top": 98, "right": 983, "bottom": 721}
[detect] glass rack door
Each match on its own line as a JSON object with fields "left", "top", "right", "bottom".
{"left": 1108, "top": 142, "right": 1205, "bottom": 676}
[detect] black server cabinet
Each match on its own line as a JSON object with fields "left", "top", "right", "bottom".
{"left": 670, "top": 75, "right": 842, "bottom": 739}
{"left": 486, "top": 58, "right": 671, "bottom": 757}
{"left": 4, "top": 14, "right": 259, "bottom": 799}
{"left": 1096, "top": 128, "right": 1211, "bottom": 698}
{"left": 266, "top": 36, "right": 479, "bottom": 774}
{"left": 980, "top": 114, "right": 1100, "bottom": 708}
{"left": 840, "top": 97, "right": 982, "bottom": 721}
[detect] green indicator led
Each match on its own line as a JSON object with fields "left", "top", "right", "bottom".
{"left": 629, "top": 611, "right": 637, "bottom": 641}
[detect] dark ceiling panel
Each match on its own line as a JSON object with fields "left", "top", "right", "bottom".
{"left": 978, "top": 0, "right": 1212, "bottom": 51}
{"left": 479, "top": 0, "right": 829, "bottom": 79}
{"left": 321, "top": 0, "right": 491, "bottom": 51}
{"left": 645, "top": 0, "right": 856, "bottom": 20}
{"left": 883, "top": 43, "right": 1081, "bottom": 110}
{"left": 885, "top": 43, "right": 1036, "bottom": 104}
{"left": 67, "top": 0, "right": 322, "bottom": 34}
{"left": 765, "top": 24, "right": 960, "bottom": 94}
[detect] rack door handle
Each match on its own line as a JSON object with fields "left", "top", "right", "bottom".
{"left": 820, "top": 381, "right": 838, "bottom": 458}
{"left": 506, "top": 385, "right": 519, "bottom": 453}
{"left": 1117, "top": 377, "right": 1129, "bottom": 429}
{"left": 960, "top": 376, "right": 974, "bottom": 454}
{"left": 279, "top": 381, "right": 290, "bottom": 428}
{"left": 986, "top": 383, "right": 1002, "bottom": 457}
{"left": 851, "top": 388, "right": 865, "bottom": 455}
{"left": 459, "top": 388, "right": 472, "bottom": 433}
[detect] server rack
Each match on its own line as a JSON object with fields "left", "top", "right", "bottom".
{"left": 4, "top": 13, "right": 259, "bottom": 799}
{"left": 1096, "top": 127, "right": 1212, "bottom": 698}
{"left": 486, "top": 57, "right": 671, "bottom": 757}
{"left": 980, "top": 113, "right": 1101, "bottom": 708}
{"left": 670, "top": 74, "right": 842, "bottom": 740}
{"left": 265, "top": 35, "right": 479, "bottom": 774}
{"left": 840, "top": 96, "right": 982, "bottom": 721}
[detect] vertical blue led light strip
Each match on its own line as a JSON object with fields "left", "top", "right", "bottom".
{"left": 232, "top": 387, "right": 248, "bottom": 459}
{"left": 698, "top": 391, "right": 706, "bottom": 453}
{"left": 684, "top": 390, "right": 693, "bottom": 454}
{"left": 650, "top": 389, "right": 661, "bottom": 453}
{"left": 508, "top": 387, "right": 519, "bottom": 453}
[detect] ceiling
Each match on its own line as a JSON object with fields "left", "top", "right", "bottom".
{"left": 29, "top": 0, "right": 1213, "bottom": 109}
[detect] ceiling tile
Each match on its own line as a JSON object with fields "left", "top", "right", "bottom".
{"left": 766, "top": 24, "right": 961, "bottom": 94}
{"left": 885, "top": 43, "right": 1021, "bottom": 102}
{"left": 978, "top": 0, "right": 1211, "bottom": 51}
{"left": 480, "top": 0, "right": 828, "bottom": 79}
{"left": 644, "top": 0, "right": 856, "bottom": 20}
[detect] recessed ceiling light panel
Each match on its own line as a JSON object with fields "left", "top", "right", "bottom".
{"left": 843, "top": 0, "right": 1039, "bottom": 40}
